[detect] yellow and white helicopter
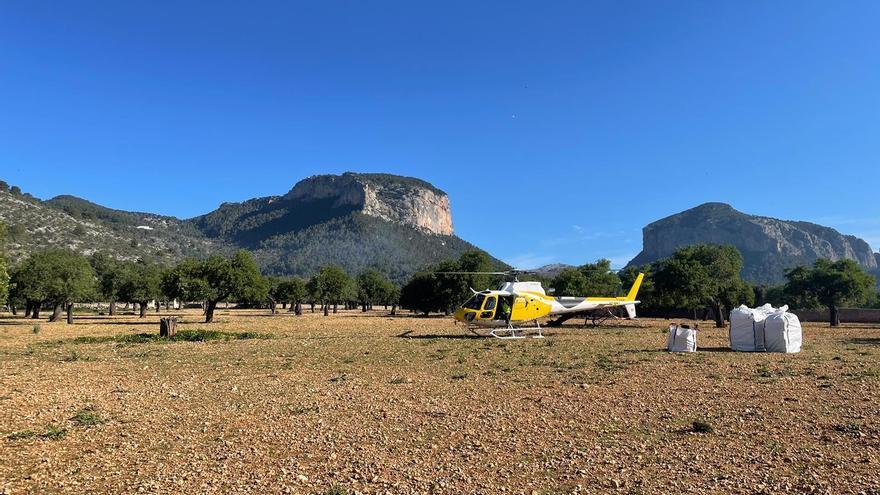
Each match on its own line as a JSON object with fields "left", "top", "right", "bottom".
{"left": 447, "top": 270, "right": 645, "bottom": 339}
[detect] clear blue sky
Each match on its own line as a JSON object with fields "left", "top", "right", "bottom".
{"left": 2, "top": 1, "right": 879, "bottom": 268}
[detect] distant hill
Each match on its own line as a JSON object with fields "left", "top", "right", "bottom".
{"left": 627, "top": 202, "right": 879, "bottom": 284}
{"left": 0, "top": 189, "right": 219, "bottom": 264}
{"left": 0, "top": 173, "right": 501, "bottom": 283}
{"left": 531, "top": 263, "right": 573, "bottom": 278}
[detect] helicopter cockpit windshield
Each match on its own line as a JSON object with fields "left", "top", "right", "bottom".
{"left": 462, "top": 293, "right": 486, "bottom": 310}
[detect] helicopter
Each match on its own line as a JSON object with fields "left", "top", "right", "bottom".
{"left": 444, "top": 270, "right": 645, "bottom": 339}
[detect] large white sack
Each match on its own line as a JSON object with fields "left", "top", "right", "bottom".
{"left": 667, "top": 324, "right": 697, "bottom": 352}
{"left": 729, "top": 304, "right": 775, "bottom": 352}
{"left": 763, "top": 310, "right": 802, "bottom": 353}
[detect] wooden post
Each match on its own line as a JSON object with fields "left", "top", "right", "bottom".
{"left": 160, "top": 317, "right": 178, "bottom": 338}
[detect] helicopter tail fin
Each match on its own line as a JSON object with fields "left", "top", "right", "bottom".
{"left": 625, "top": 273, "right": 644, "bottom": 301}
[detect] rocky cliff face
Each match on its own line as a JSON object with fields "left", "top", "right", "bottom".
{"left": 285, "top": 173, "right": 454, "bottom": 235}
{"left": 628, "top": 202, "right": 878, "bottom": 284}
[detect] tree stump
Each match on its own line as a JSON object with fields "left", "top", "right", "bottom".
{"left": 160, "top": 317, "right": 178, "bottom": 338}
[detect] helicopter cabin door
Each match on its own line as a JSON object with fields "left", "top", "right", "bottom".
{"left": 480, "top": 295, "right": 497, "bottom": 320}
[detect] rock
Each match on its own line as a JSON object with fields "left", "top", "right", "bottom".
{"left": 286, "top": 173, "right": 454, "bottom": 235}
{"left": 627, "top": 202, "right": 878, "bottom": 284}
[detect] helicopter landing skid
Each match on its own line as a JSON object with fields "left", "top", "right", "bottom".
{"left": 468, "top": 320, "right": 544, "bottom": 339}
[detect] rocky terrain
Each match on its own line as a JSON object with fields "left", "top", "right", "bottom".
{"left": 628, "top": 202, "right": 879, "bottom": 284}
{"left": 0, "top": 173, "right": 492, "bottom": 282}
{"left": 0, "top": 190, "right": 219, "bottom": 264}
{"left": 1, "top": 310, "right": 877, "bottom": 494}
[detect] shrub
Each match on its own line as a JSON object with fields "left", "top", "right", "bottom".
{"left": 692, "top": 420, "right": 714, "bottom": 434}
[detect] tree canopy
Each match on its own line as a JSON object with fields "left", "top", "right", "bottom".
{"left": 311, "top": 265, "right": 351, "bottom": 315}
{"left": 652, "top": 244, "right": 752, "bottom": 327}
{"left": 0, "top": 222, "right": 7, "bottom": 306}
{"left": 162, "top": 250, "right": 267, "bottom": 323}
{"left": 11, "top": 249, "right": 95, "bottom": 323}
{"left": 118, "top": 262, "right": 163, "bottom": 317}
{"left": 399, "top": 250, "right": 499, "bottom": 315}
{"left": 784, "top": 258, "right": 876, "bottom": 326}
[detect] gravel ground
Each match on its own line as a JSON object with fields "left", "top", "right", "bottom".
{"left": 1, "top": 309, "right": 878, "bottom": 494}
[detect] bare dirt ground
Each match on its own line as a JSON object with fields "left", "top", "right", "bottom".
{"left": 1, "top": 309, "right": 878, "bottom": 494}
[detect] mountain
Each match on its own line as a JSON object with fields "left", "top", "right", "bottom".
{"left": 531, "top": 263, "right": 573, "bottom": 278}
{"left": 627, "top": 202, "right": 878, "bottom": 284}
{"left": 0, "top": 173, "right": 499, "bottom": 283}
{"left": 0, "top": 190, "right": 219, "bottom": 264}
{"left": 191, "top": 173, "right": 488, "bottom": 281}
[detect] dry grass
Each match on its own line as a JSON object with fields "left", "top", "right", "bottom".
{"left": 1, "top": 309, "right": 878, "bottom": 494}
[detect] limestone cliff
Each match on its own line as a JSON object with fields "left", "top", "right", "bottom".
{"left": 285, "top": 173, "right": 454, "bottom": 235}
{"left": 627, "top": 203, "right": 878, "bottom": 284}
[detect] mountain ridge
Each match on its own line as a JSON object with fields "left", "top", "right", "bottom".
{"left": 627, "top": 202, "right": 878, "bottom": 284}
{"left": 0, "top": 173, "right": 499, "bottom": 283}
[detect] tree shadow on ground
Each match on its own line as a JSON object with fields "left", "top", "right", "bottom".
{"left": 846, "top": 338, "right": 880, "bottom": 346}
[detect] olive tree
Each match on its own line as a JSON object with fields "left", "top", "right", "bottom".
{"left": 312, "top": 265, "right": 350, "bottom": 315}
{"left": 784, "top": 259, "right": 876, "bottom": 326}
{"left": 652, "top": 244, "right": 749, "bottom": 327}
{"left": 163, "top": 251, "right": 268, "bottom": 323}
{"left": 14, "top": 249, "right": 95, "bottom": 324}
{"left": 118, "top": 262, "right": 163, "bottom": 318}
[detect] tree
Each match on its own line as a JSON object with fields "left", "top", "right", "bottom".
{"left": 550, "top": 260, "right": 621, "bottom": 297}
{"left": 90, "top": 253, "right": 126, "bottom": 315}
{"left": 118, "top": 262, "right": 163, "bottom": 318}
{"left": 619, "top": 264, "right": 656, "bottom": 309}
{"left": 312, "top": 265, "right": 350, "bottom": 315}
{"left": 0, "top": 222, "right": 7, "bottom": 307}
{"left": 784, "top": 259, "right": 876, "bottom": 326}
{"left": 275, "top": 277, "right": 307, "bottom": 315}
{"left": 13, "top": 249, "right": 95, "bottom": 323}
{"left": 652, "top": 244, "right": 748, "bottom": 327}
{"left": 550, "top": 268, "right": 589, "bottom": 296}
{"left": 356, "top": 269, "right": 392, "bottom": 312}
{"left": 163, "top": 251, "right": 268, "bottom": 323}
{"left": 400, "top": 272, "right": 440, "bottom": 315}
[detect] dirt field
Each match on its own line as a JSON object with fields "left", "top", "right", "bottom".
{"left": 1, "top": 309, "right": 878, "bottom": 494}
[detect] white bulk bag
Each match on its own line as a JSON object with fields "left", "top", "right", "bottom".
{"left": 729, "top": 304, "right": 775, "bottom": 352}
{"left": 763, "top": 310, "right": 802, "bottom": 353}
{"left": 667, "top": 324, "right": 697, "bottom": 352}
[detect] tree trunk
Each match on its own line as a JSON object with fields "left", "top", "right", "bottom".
{"left": 362, "top": 302, "right": 367, "bottom": 312}
{"left": 160, "top": 317, "right": 178, "bottom": 337}
{"left": 712, "top": 303, "right": 724, "bottom": 328}
{"left": 310, "top": 302, "right": 315, "bottom": 313}
{"left": 10, "top": 304, "right": 17, "bottom": 316}
{"left": 390, "top": 304, "right": 397, "bottom": 316}
{"left": 205, "top": 300, "right": 218, "bottom": 323}
{"left": 49, "top": 303, "right": 64, "bottom": 322}
{"left": 295, "top": 301, "right": 302, "bottom": 315}
{"left": 139, "top": 303, "right": 148, "bottom": 318}
{"left": 109, "top": 301, "right": 117, "bottom": 316}
{"left": 282, "top": 302, "right": 287, "bottom": 309}
{"left": 66, "top": 303, "right": 74, "bottom": 324}
{"left": 24, "top": 303, "right": 32, "bottom": 318}
{"left": 270, "top": 298, "right": 277, "bottom": 315}
{"left": 333, "top": 302, "right": 338, "bottom": 314}
{"left": 156, "top": 301, "right": 160, "bottom": 313}
{"left": 323, "top": 302, "right": 329, "bottom": 317}
{"left": 32, "top": 304, "right": 41, "bottom": 319}
{"left": 830, "top": 305, "right": 840, "bottom": 327}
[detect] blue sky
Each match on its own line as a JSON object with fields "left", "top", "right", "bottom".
{"left": 2, "top": 1, "right": 879, "bottom": 268}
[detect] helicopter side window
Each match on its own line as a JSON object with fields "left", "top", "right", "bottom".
{"left": 463, "top": 294, "right": 485, "bottom": 310}
{"left": 480, "top": 295, "right": 497, "bottom": 319}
